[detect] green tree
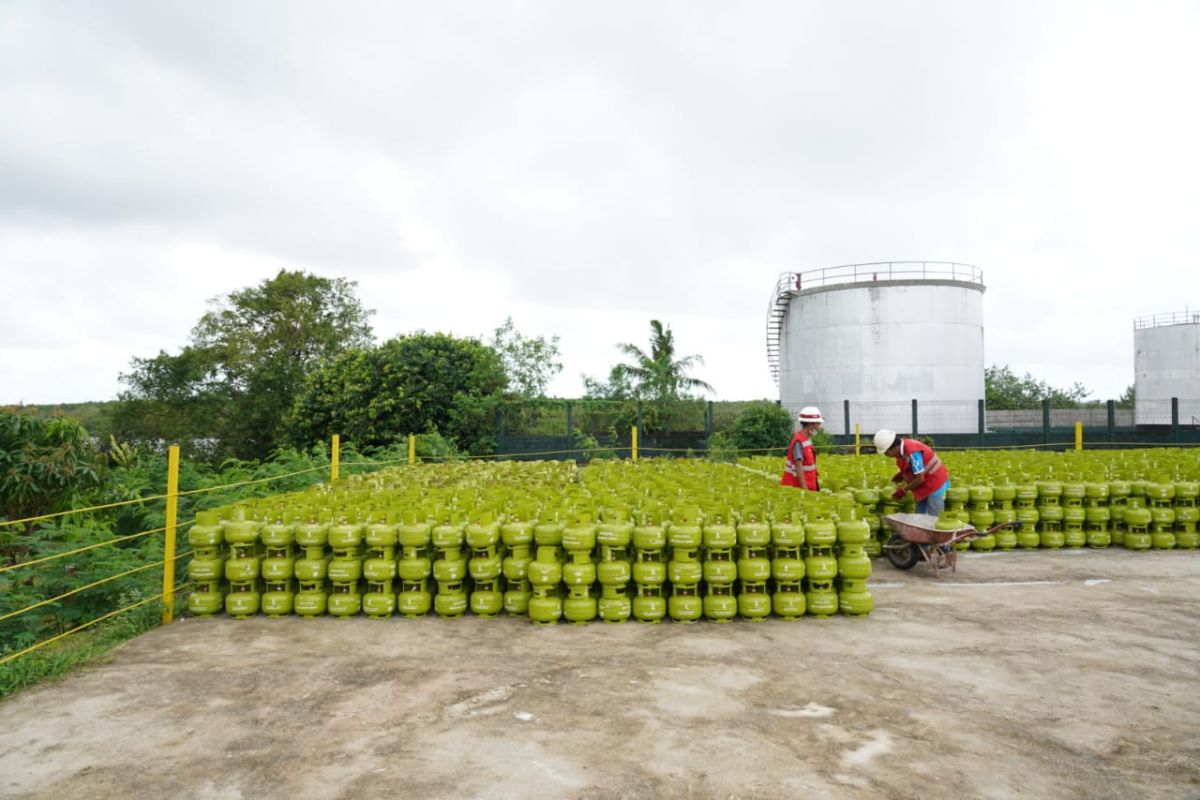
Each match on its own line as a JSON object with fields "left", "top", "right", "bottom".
{"left": 729, "top": 402, "right": 794, "bottom": 452}
{"left": 581, "top": 366, "right": 636, "bottom": 400}
{"left": 490, "top": 317, "right": 562, "bottom": 398}
{"left": 984, "top": 364, "right": 1091, "bottom": 410}
{"left": 1117, "top": 384, "right": 1136, "bottom": 409}
{"left": 285, "top": 332, "right": 506, "bottom": 455}
{"left": 113, "top": 270, "right": 373, "bottom": 460}
{"left": 614, "top": 320, "right": 714, "bottom": 402}
{"left": 0, "top": 411, "right": 101, "bottom": 530}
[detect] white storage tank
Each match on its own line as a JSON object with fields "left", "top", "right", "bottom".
{"left": 766, "top": 262, "right": 985, "bottom": 435}
{"left": 1133, "top": 310, "right": 1200, "bottom": 426}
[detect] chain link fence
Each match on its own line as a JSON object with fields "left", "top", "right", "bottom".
{"left": 496, "top": 397, "right": 1200, "bottom": 458}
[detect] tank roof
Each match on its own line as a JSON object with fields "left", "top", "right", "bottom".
{"left": 1133, "top": 310, "right": 1200, "bottom": 330}
{"left": 792, "top": 261, "right": 982, "bottom": 292}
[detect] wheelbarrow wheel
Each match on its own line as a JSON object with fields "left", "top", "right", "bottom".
{"left": 886, "top": 534, "right": 920, "bottom": 570}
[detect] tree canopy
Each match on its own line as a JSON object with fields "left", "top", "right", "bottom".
{"left": 984, "top": 364, "right": 1092, "bottom": 410}
{"left": 113, "top": 270, "right": 373, "bottom": 460}
{"left": 728, "top": 402, "right": 794, "bottom": 452}
{"left": 285, "top": 332, "right": 506, "bottom": 455}
{"left": 490, "top": 317, "right": 562, "bottom": 398}
{"left": 0, "top": 411, "right": 101, "bottom": 526}
{"left": 581, "top": 366, "right": 636, "bottom": 401}
{"left": 612, "top": 320, "right": 713, "bottom": 402}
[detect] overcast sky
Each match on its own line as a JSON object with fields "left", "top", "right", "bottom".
{"left": 2, "top": 1, "right": 1198, "bottom": 406}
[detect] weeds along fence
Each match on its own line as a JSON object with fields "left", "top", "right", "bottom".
{"left": 0, "top": 437, "right": 415, "bottom": 694}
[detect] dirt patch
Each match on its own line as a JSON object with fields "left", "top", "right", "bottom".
{"left": 1, "top": 549, "right": 1198, "bottom": 800}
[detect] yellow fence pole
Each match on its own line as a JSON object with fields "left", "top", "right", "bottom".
{"left": 632, "top": 426, "right": 639, "bottom": 462}
{"left": 1075, "top": 421, "right": 1083, "bottom": 451}
{"left": 409, "top": 433, "right": 416, "bottom": 465}
{"left": 161, "top": 444, "right": 180, "bottom": 625}
{"left": 331, "top": 434, "right": 340, "bottom": 481}
{"left": 854, "top": 423, "right": 861, "bottom": 456}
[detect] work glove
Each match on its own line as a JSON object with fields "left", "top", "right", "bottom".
{"left": 891, "top": 488, "right": 906, "bottom": 501}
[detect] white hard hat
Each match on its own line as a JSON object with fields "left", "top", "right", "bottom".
{"left": 797, "top": 406, "right": 823, "bottom": 424}
{"left": 873, "top": 429, "right": 897, "bottom": 453}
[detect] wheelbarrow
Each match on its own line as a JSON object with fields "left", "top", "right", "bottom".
{"left": 883, "top": 513, "right": 1019, "bottom": 578}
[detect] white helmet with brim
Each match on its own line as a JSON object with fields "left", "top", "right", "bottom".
{"left": 797, "top": 406, "right": 823, "bottom": 425}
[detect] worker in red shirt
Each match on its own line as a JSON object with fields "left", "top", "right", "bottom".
{"left": 873, "top": 429, "right": 950, "bottom": 516}
{"left": 780, "top": 406, "right": 823, "bottom": 490}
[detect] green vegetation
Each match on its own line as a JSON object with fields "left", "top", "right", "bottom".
{"left": 613, "top": 319, "right": 714, "bottom": 402}
{"left": 491, "top": 317, "right": 563, "bottom": 398}
{"left": 104, "top": 276, "right": 569, "bottom": 462}
{"left": 0, "top": 402, "right": 118, "bottom": 441}
{"left": 582, "top": 366, "right": 637, "bottom": 401}
{"left": 285, "top": 332, "right": 506, "bottom": 455}
{"left": 0, "top": 407, "right": 410, "bottom": 698}
{"left": 728, "top": 401, "right": 794, "bottom": 453}
{"left": 113, "top": 270, "right": 374, "bottom": 462}
{"left": 577, "top": 319, "right": 714, "bottom": 436}
{"left": 985, "top": 364, "right": 1092, "bottom": 409}
{"left": 0, "top": 413, "right": 101, "bottom": 527}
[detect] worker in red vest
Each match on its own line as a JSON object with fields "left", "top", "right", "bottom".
{"left": 780, "top": 406, "right": 823, "bottom": 490}
{"left": 873, "top": 429, "right": 950, "bottom": 516}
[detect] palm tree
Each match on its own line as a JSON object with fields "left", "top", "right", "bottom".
{"left": 615, "top": 320, "right": 714, "bottom": 402}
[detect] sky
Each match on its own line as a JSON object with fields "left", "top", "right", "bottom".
{"left": 2, "top": 0, "right": 1198, "bottom": 406}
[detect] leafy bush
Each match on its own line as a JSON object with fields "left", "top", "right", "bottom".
{"left": 0, "top": 434, "right": 381, "bottom": 699}
{"left": 0, "top": 411, "right": 102, "bottom": 526}
{"left": 573, "top": 429, "right": 615, "bottom": 461}
{"left": 286, "top": 332, "right": 505, "bottom": 455}
{"left": 729, "top": 402, "right": 794, "bottom": 453}
{"left": 705, "top": 431, "right": 738, "bottom": 463}
{"left": 412, "top": 432, "right": 464, "bottom": 462}
{"left": 810, "top": 428, "right": 837, "bottom": 452}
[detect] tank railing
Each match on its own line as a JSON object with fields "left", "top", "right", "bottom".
{"left": 792, "top": 261, "right": 982, "bottom": 291}
{"left": 1133, "top": 309, "right": 1199, "bottom": 330}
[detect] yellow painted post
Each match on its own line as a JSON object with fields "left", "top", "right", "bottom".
{"left": 331, "top": 434, "right": 340, "bottom": 481}
{"left": 854, "top": 423, "right": 861, "bottom": 456}
{"left": 409, "top": 433, "right": 416, "bottom": 465}
{"left": 161, "top": 444, "right": 180, "bottom": 625}
{"left": 631, "top": 426, "right": 639, "bottom": 463}
{"left": 1075, "top": 421, "right": 1083, "bottom": 451}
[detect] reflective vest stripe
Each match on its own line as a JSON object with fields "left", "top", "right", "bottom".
{"left": 800, "top": 464, "right": 817, "bottom": 472}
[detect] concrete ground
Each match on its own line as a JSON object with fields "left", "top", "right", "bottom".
{"left": 1, "top": 548, "right": 1198, "bottom": 800}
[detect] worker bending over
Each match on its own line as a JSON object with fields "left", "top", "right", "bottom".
{"left": 781, "top": 406, "right": 823, "bottom": 490}
{"left": 873, "top": 429, "right": 950, "bottom": 516}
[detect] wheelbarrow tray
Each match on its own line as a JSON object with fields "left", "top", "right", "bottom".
{"left": 882, "top": 514, "right": 1017, "bottom": 577}
{"left": 882, "top": 513, "right": 968, "bottom": 576}
{"left": 883, "top": 513, "right": 976, "bottom": 545}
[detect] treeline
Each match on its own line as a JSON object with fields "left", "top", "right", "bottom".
{"left": 95, "top": 270, "right": 556, "bottom": 463}
{"left": 11, "top": 271, "right": 726, "bottom": 465}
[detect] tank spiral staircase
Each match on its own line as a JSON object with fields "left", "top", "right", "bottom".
{"left": 765, "top": 272, "right": 795, "bottom": 387}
